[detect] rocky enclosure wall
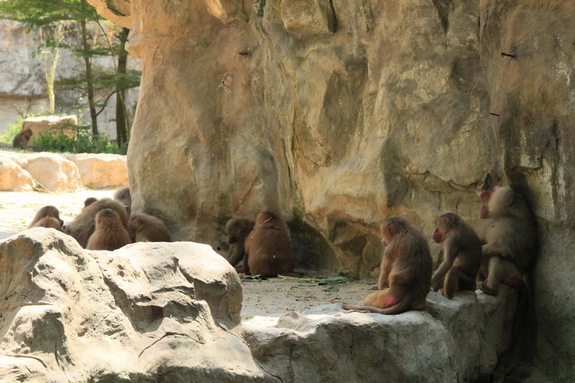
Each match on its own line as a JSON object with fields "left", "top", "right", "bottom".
{"left": 86, "top": 0, "right": 575, "bottom": 380}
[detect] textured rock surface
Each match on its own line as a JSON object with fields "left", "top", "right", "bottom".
{"left": 86, "top": 0, "right": 575, "bottom": 380}
{"left": 65, "top": 153, "right": 129, "bottom": 189}
{"left": 0, "top": 230, "right": 272, "bottom": 382}
{"left": 0, "top": 151, "right": 128, "bottom": 191}
{"left": 0, "top": 230, "right": 517, "bottom": 382}
{"left": 0, "top": 154, "right": 34, "bottom": 191}
{"left": 244, "top": 288, "right": 516, "bottom": 383}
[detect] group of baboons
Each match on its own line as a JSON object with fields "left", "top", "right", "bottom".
{"left": 343, "top": 185, "right": 538, "bottom": 314}
{"left": 26, "top": 183, "right": 537, "bottom": 316}
{"left": 28, "top": 187, "right": 172, "bottom": 250}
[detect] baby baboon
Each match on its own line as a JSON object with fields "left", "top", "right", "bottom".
{"left": 65, "top": 198, "right": 129, "bottom": 248}
{"left": 86, "top": 208, "right": 132, "bottom": 251}
{"left": 244, "top": 211, "right": 297, "bottom": 277}
{"left": 12, "top": 128, "right": 33, "bottom": 150}
{"left": 28, "top": 205, "right": 64, "bottom": 229}
{"left": 225, "top": 217, "right": 255, "bottom": 268}
{"left": 343, "top": 216, "right": 432, "bottom": 315}
{"left": 431, "top": 213, "right": 482, "bottom": 299}
{"left": 476, "top": 186, "right": 538, "bottom": 295}
{"left": 129, "top": 212, "right": 172, "bottom": 242}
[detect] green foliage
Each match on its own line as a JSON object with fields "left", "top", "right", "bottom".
{"left": 34, "top": 126, "right": 122, "bottom": 154}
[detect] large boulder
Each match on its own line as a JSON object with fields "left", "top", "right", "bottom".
{"left": 20, "top": 153, "right": 82, "bottom": 192}
{"left": 0, "top": 230, "right": 272, "bottom": 382}
{"left": 65, "top": 153, "right": 129, "bottom": 189}
{"left": 0, "top": 154, "right": 33, "bottom": 191}
{"left": 86, "top": 0, "right": 575, "bottom": 380}
{"left": 22, "top": 115, "right": 78, "bottom": 144}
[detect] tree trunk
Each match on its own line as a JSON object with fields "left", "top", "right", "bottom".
{"left": 80, "top": 1, "right": 98, "bottom": 135}
{"left": 115, "top": 27, "right": 129, "bottom": 148}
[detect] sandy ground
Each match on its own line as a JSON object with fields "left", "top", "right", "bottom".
{"left": 0, "top": 190, "right": 372, "bottom": 320}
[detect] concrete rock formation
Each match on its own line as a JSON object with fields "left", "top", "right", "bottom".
{"left": 0, "top": 230, "right": 517, "bottom": 382}
{"left": 22, "top": 115, "right": 78, "bottom": 144}
{"left": 86, "top": 0, "right": 575, "bottom": 380}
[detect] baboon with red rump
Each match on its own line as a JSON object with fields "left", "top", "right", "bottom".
{"left": 28, "top": 205, "right": 64, "bottom": 229}
{"left": 225, "top": 217, "right": 255, "bottom": 269}
{"left": 342, "top": 216, "right": 432, "bottom": 314}
{"left": 431, "top": 212, "right": 482, "bottom": 299}
{"left": 244, "top": 211, "right": 297, "bottom": 277}
{"left": 129, "top": 212, "right": 172, "bottom": 242}
{"left": 86, "top": 208, "right": 132, "bottom": 251}
{"left": 476, "top": 186, "right": 538, "bottom": 295}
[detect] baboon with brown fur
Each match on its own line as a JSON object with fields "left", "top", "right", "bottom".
{"left": 431, "top": 212, "right": 482, "bottom": 299}
{"left": 225, "top": 217, "right": 255, "bottom": 268}
{"left": 343, "top": 216, "right": 432, "bottom": 315}
{"left": 65, "top": 198, "right": 129, "bottom": 248}
{"left": 86, "top": 208, "right": 132, "bottom": 251}
{"left": 476, "top": 186, "right": 538, "bottom": 295}
{"left": 129, "top": 212, "right": 172, "bottom": 242}
{"left": 28, "top": 205, "right": 64, "bottom": 229}
{"left": 83, "top": 197, "right": 97, "bottom": 208}
{"left": 244, "top": 211, "right": 297, "bottom": 277}
{"left": 13, "top": 128, "right": 33, "bottom": 150}
{"left": 30, "top": 216, "right": 63, "bottom": 230}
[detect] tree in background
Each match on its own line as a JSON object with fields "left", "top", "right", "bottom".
{"left": 0, "top": 0, "right": 140, "bottom": 148}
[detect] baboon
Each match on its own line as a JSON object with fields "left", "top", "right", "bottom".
{"left": 244, "top": 211, "right": 297, "bottom": 277}
{"left": 28, "top": 205, "right": 64, "bottom": 228}
{"left": 86, "top": 208, "right": 132, "bottom": 251}
{"left": 129, "top": 212, "right": 172, "bottom": 242}
{"left": 83, "top": 197, "right": 97, "bottom": 208}
{"left": 12, "top": 128, "right": 33, "bottom": 150}
{"left": 343, "top": 216, "right": 432, "bottom": 315}
{"left": 65, "top": 198, "right": 129, "bottom": 248}
{"left": 113, "top": 187, "right": 131, "bottom": 216}
{"left": 431, "top": 213, "right": 482, "bottom": 299}
{"left": 476, "top": 186, "right": 538, "bottom": 295}
{"left": 225, "top": 217, "right": 255, "bottom": 268}
{"left": 30, "top": 216, "right": 63, "bottom": 230}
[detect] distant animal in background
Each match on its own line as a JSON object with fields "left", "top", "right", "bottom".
{"left": 431, "top": 212, "right": 482, "bottom": 299}
{"left": 225, "top": 217, "right": 255, "bottom": 270}
{"left": 343, "top": 216, "right": 432, "bottom": 315}
{"left": 86, "top": 208, "right": 132, "bottom": 251}
{"left": 113, "top": 187, "right": 131, "bottom": 215}
{"left": 28, "top": 205, "right": 64, "bottom": 229}
{"left": 476, "top": 186, "right": 538, "bottom": 295}
{"left": 244, "top": 211, "right": 297, "bottom": 277}
{"left": 65, "top": 198, "right": 130, "bottom": 248}
{"left": 129, "top": 212, "right": 172, "bottom": 242}
{"left": 12, "top": 128, "right": 33, "bottom": 150}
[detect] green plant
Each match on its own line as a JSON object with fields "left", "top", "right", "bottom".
{"left": 34, "top": 124, "right": 123, "bottom": 154}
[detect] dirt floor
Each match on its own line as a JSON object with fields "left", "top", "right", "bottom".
{"left": 0, "top": 190, "right": 372, "bottom": 320}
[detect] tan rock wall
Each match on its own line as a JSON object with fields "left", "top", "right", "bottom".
{"left": 87, "top": 1, "right": 575, "bottom": 380}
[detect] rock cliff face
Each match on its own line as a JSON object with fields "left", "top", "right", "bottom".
{"left": 86, "top": 0, "right": 575, "bottom": 380}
